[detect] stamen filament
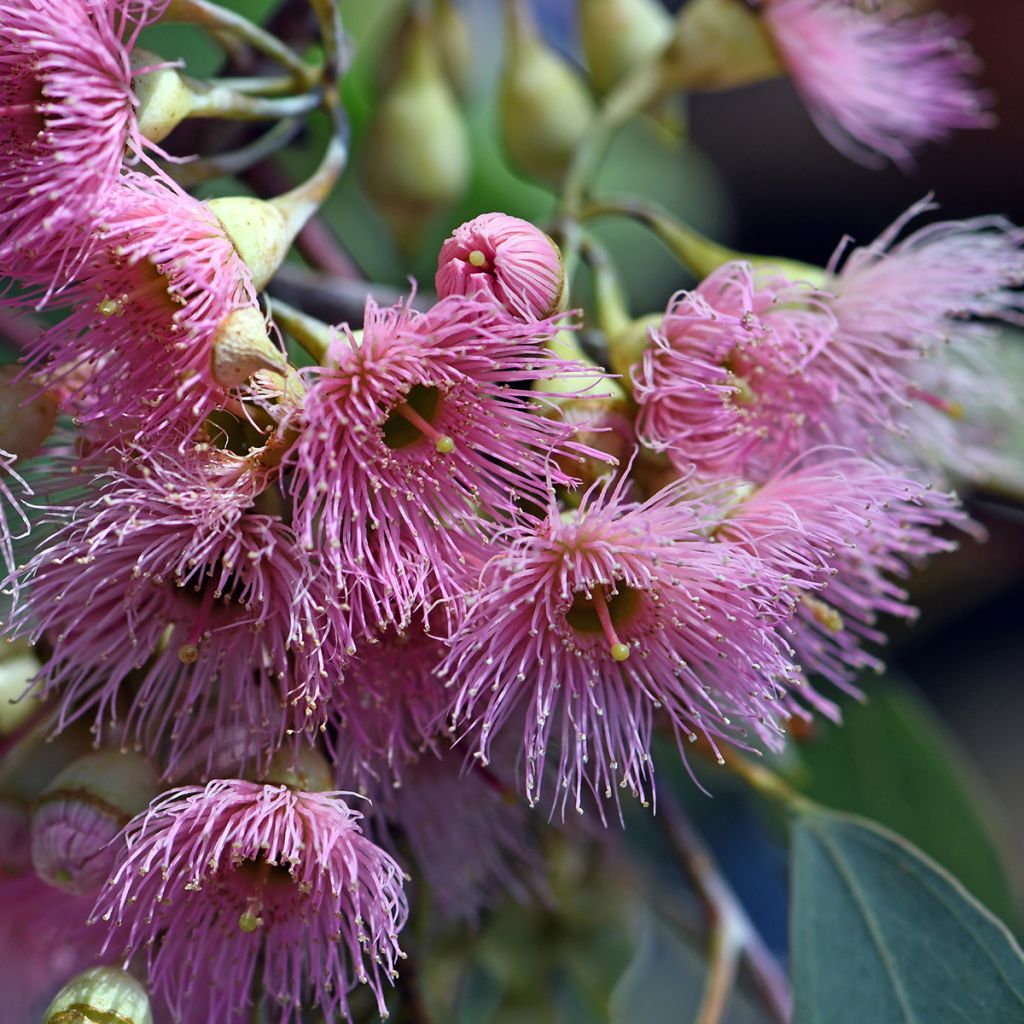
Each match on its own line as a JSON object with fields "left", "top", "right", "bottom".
{"left": 592, "top": 585, "right": 630, "bottom": 661}
{"left": 394, "top": 401, "right": 455, "bottom": 454}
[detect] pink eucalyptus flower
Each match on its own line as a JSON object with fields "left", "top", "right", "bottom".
{"left": 633, "top": 261, "right": 843, "bottom": 480}
{"left": 325, "top": 626, "right": 448, "bottom": 793}
{"left": 0, "top": 0, "right": 167, "bottom": 278}
{"left": 762, "top": 0, "right": 991, "bottom": 167}
{"left": 440, "top": 469, "right": 803, "bottom": 814}
{"left": 826, "top": 200, "right": 1024, "bottom": 484}
{"left": 436, "top": 212, "right": 566, "bottom": 321}
{"left": 287, "top": 294, "right": 603, "bottom": 632}
{"left": 95, "top": 780, "right": 408, "bottom": 1023}
{"left": 382, "top": 752, "right": 541, "bottom": 923}
{"left": 17, "top": 171, "right": 266, "bottom": 439}
{"left": 0, "top": 872, "right": 108, "bottom": 1023}
{"left": 716, "top": 457, "right": 965, "bottom": 690}
{"left": 6, "top": 450, "right": 344, "bottom": 777}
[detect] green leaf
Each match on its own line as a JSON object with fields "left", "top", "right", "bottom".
{"left": 793, "top": 680, "right": 1014, "bottom": 919}
{"left": 609, "top": 912, "right": 771, "bottom": 1024}
{"left": 791, "top": 807, "right": 1024, "bottom": 1024}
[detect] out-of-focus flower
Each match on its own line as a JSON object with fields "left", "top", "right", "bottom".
{"left": 436, "top": 212, "right": 566, "bottom": 321}
{"left": 325, "top": 626, "right": 447, "bottom": 793}
{"left": 0, "top": 872, "right": 106, "bottom": 1023}
{"left": 441, "top": 470, "right": 803, "bottom": 815}
{"left": 825, "top": 201, "right": 1024, "bottom": 486}
{"left": 383, "top": 751, "right": 541, "bottom": 923}
{"left": 95, "top": 779, "right": 408, "bottom": 1023}
{"left": 17, "top": 172, "right": 281, "bottom": 439}
{"left": 0, "top": 0, "right": 167, "bottom": 278}
{"left": 761, "top": 0, "right": 991, "bottom": 166}
{"left": 715, "top": 457, "right": 966, "bottom": 690}
{"left": 287, "top": 294, "right": 600, "bottom": 632}
{"left": 6, "top": 450, "right": 342, "bottom": 776}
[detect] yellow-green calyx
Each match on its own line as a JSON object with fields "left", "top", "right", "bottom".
{"left": 44, "top": 967, "right": 154, "bottom": 1024}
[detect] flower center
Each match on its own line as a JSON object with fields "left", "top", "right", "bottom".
{"left": 95, "top": 255, "right": 183, "bottom": 326}
{"left": 381, "top": 384, "right": 455, "bottom": 454}
{"left": 565, "top": 584, "right": 639, "bottom": 661}
{"left": 226, "top": 856, "right": 297, "bottom": 933}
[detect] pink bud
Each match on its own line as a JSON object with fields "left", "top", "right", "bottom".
{"left": 436, "top": 212, "right": 566, "bottom": 321}
{"left": 31, "top": 750, "right": 158, "bottom": 896}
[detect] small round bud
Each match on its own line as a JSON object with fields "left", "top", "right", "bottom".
{"left": 208, "top": 196, "right": 290, "bottom": 291}
{"left": 665, "top": 0, "right": 782, "bottom": 91}
{"left": 31, "top": 750, "right": 158, "bottom": 895}
{"left": 0, "top": 366, "right": 59, "bottom": 464}
{"left": 501, "top": 0, "right": 596, "bottom": 184}
{"left": 580, "top": 0, "right": 675, "bottom": 96}
{"left": 364, "top": 12, "right": 470, "bottom": 249}
{"left": 262, "top": 745, "right": 333, "bottom": 792}
{"left": 210, "top": 307, "right": 289, "bottom": 388}
{"left": 132, "top": 50, "right": 195, "bottom": 144}
{"left": 436, "top": 213, "right": 567, "bottom": 321}
{"left": 44, "top": 967, "right": 153, "bottom": 1024}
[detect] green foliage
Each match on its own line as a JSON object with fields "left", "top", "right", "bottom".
{"left": 791, "top": 808, "right": 1024, "bottom": 1024}
{"left": 791, "top": 679, "right": 1015, "bottom": 921}
{"left": 610, "top": 912, "right": 770, "bottom": 1024}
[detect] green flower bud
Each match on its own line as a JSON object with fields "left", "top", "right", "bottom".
{"left": 0, "top": 366, "right": 58, "bottom": 464}
{"left": 363, "top": 11, "right": 471, "bottom": 250}
{"left": 207, "top": 196, "right": 291, "bottom": 292}
{"left": 665, "top": 0, "right": 783, "bottom": 91}
{"left": 131, "top": 50, "right": 196, "bottom": 145}
{"left": 580, "top": 0, "right": 675, "bottom": 96}
{"left": 44, "top": 967, "right": 153, "bottom": 1024}
{"left": 261, "top": 745, "right": 333, "bottom": 792}
{"left": 432, "top": 0, "right": 473, "bottom": 100}
{"left": 500, "top": 0, "right": 596, "bottom": 185}
{"left": 209, "top": 307, "right": 289, "bottom": 388}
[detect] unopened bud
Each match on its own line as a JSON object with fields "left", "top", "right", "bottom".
{"left": 364, "top": 12, "right": 470, "bottom": 250}
{"left": 666, "top": 0, "right": 782, "bottom": 91}
{"left": 208, "top": 196, "right": 290, "bottom": 291}
{"left": 210, "top": 307, "right": 289, "bottom": 388}
{"left": 44, "top": 967, "right": 153, "bottom": 1024}
{"left": 606, "top": 312, "right": 662, "bottom": 384}
{"left": 432, "top": 0, "right": 473, "bottom": 100}
{"left": 535, "top": 331, "right": 630, "bottom": 486}
{"left": 262, "top": 745, "right": 333, "bottom": 792}
{"left": 580, "top": 0, "right": 675, "bottom": 96}
{"left": 436, "top": 213, "right": 566, "bottom": 321}
{"left": 0, "top": 641, "right": 42, "bottom": 736}
{"left": 132, "top": 50, "right": 196, "bottom": 144}
{"left": 0, "top": 366, "right": 58, "bottom": 463}
{"left": 501, "top": 0, "right": 596, "bottom": 185}
{"left": 31, "top": 750, "right": 158, "bottom": 895}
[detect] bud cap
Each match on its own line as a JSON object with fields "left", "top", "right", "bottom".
{"left": 44, "top": 967, "right": 153, "bottom": 1024}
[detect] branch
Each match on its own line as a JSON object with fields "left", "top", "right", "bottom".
{"left": 659, "top": 793, "right": 792, "bottom": 1024}
{"left": 268, "top": 265, "right": 432, "bottom": 326}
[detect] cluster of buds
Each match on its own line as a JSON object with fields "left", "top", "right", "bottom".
{"left": 0, "top": 1, "right": 1020, "bottom": 1022}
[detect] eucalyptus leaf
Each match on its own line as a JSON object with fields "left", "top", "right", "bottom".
{"left": 793, "top": 680, "right": 1013, "bottom": 920}
{"left": 610, "top": 912, "right": 771, "bottom": 1024}
{"left": 791, "top": 808, "right": 1024, "bottom": 1024}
